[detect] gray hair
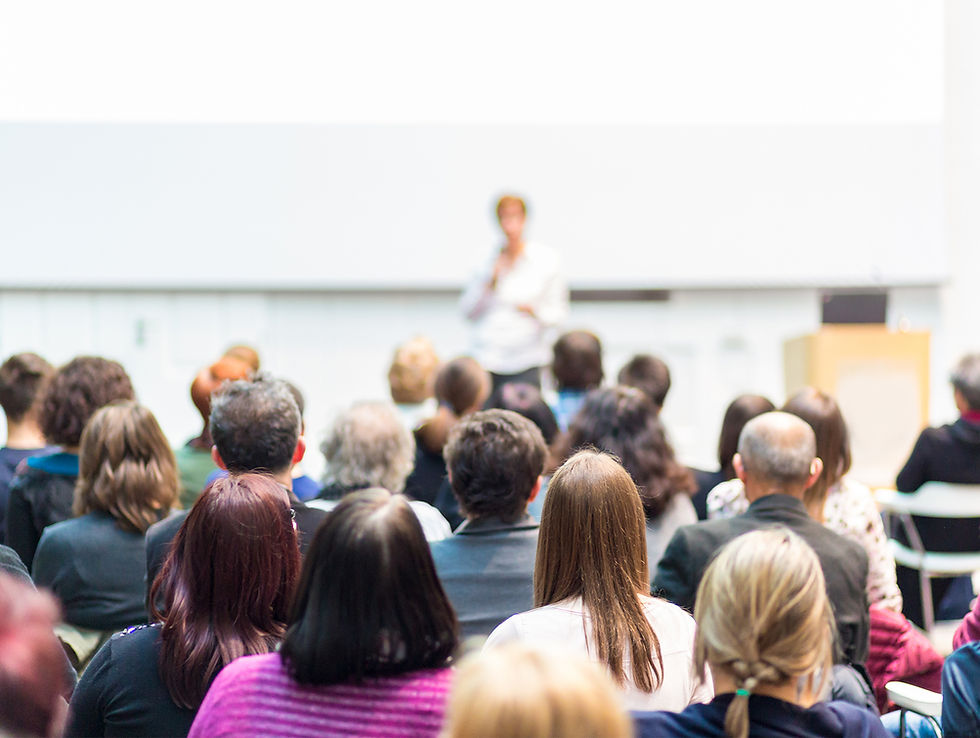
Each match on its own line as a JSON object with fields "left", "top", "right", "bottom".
{"left": 320, "top": 402, "right": 415, "bottom": 495}
{"left": 951, "top": 354, "right": 980, "bottom": 411}
{"left": 737, "top": 411, "right": 816, "bottom": 486}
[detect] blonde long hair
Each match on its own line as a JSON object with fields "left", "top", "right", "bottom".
{"left": 694, "top": 528, "right": 834, "bottom": 738}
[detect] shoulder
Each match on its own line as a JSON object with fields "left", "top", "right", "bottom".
{"left": 821, "top": 700, "right": 892, "bottom": 736}
{"left": 106, "top": 623, "right": 161, "bottom": 656}
{"left": 210, "top": 653, "right": 284, "bottom": 694}
{"left": 633, "top": 703, "right": 715, "bottom": 738}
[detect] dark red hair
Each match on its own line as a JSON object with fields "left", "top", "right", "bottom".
{"left": 150, "top": 473, "right": 300, "bottom": 708}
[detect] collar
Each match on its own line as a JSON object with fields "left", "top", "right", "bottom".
{"left": 455, "top": 513, "right": 538, "bottom": 535}
{"left": 743, "top": 493, "right": 809, "bottom": 518}
{"left": 277, "top": 482, "right": 302, "bottom": 507}
{"left": 26, "top": 451, "right": 79, "bottom": 477}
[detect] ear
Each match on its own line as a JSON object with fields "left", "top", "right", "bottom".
{"left": 527, "top": 476, "right": 543, "bottom": 502}
{"left": 291, "top": 436, "right": 306, "bottom": 466}
{"left": 211, "top": 446, "right": 228, "bottom": 470}
{"left": 733, "top": 453, "right": 746, "bottom": 483}
{"left": 804, "top": 457, "right": 824, "bottom": 490}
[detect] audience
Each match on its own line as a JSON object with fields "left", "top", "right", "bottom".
{"left": 145, "top": 375, "right": 326, "bottom": 586}
{"left": 430, "top": 409, "right": 546, "bottom": 639}
{"left": 33, "top": 402, "right": 178, "bottom": 665}
{"left": 486, "top": 450, "right": 712, "bottom": 710}
{"left": 444, "top": 643, "right": 633, "bottom": 738}
{"left": 559, "top": 386, "right": 697, "bottom": 575}
{"left": 617, "top": 353, "right": 671, "bottom": 411}
{"left": 548, "top": 330, "right": 603, "bottom": 431}
{"left": 188, "top": 489, "right": 458, "bottom": 737}
{"left": 7, "top": 356, "right": 134, "bottom": 569}
{"left": 636, "top": 529, "right": 889, "bottom": 738}
{"left": 0, "top": 352, "right": 54, "bottom": 544}
{"left": 654, "top": 412, "right": 871, "bottom": 673}
{"left": 388, "top": 336, "right": 440, "bottom": 431}
{"left": 689, "top": 393, "right": 775, "bottom": 519}
{"left": 65, "top": 474, "right": 299, "bottom": 737}
{"left": 311, "top": 401, "right": 451, "bottom": 540}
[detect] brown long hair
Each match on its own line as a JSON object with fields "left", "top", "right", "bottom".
{"left": 74, "top": 401, "right": 179, "bottom": 533}
{"left": 150, "top": 474, "right": 301, "bottom": 708}
{"left": 534, "top": 450, "right": 662, "bottom": 692}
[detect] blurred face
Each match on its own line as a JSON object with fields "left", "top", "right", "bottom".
{"left": 498, "top": 202, "right": 526, "bottom": 242}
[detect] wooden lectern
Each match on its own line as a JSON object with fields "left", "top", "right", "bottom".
{"left": 783, "top": 326, "right": 930, "bottom": 488}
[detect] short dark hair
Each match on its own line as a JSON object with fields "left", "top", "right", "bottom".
{"left": 444, "top": 409, "right": 546, "bottom": 522}
{"left": 435, "top": 357, "right": 488, "bottom": 416}
{"left": 551, "top": 331, "right": 603, "bottom": 391}
{"left": 281, "top": 489, "right": 457, "bottom": 685}
{"left": 0, "top": 353, "right": 53, "bottom": 422}
{"left": 210, "top": 375, "right": 301, "bottom": 474}
{"left": 39, "top": 356, "right": 135, "bottom": 447}
{"left": 484, "top": 383, "right": 559, "bottom": 445}
{"left": 617, "top": 355, "right": 671, "bottom": 409}
{"left": 951, "top": 354, "right": 980, "bottom": 411}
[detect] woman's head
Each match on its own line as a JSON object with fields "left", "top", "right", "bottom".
{"left": 388, "top": 337, "right": 440, "bottom": 405}
{"left": 536, "top": 450, "right": 661, "bottom": 692}
{"left": 435, "top": 357, "right": 490, "bottom": 417}
{"left": 561, "top": 386, "right": 694, "bottom": 519}
{"left": 443, "top": 643, "right": 632, "bottom": 738}
{"left": 320, "top": 402, "right": 415, "bottom": 495}
{"left": 281, "top": 489, "right": 458, "bottom": 685}
{"left": 781, "top": 388, "right": 850, "bottom": 513}
{"left": 74, "top": 401, "right": 178, "bottom": 533}
{"left": 717, "top": 395, "right": 776, "bottom": 478}
{"left": 694, "top": 528, "right": 834, "bottom": 738}
{"left": 152, "top": 474, "right": 300, "bottom": 708}
{"left": 39, "top": 356, "right": 135, "bottom": 448}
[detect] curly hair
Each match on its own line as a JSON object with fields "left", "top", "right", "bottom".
{"left": 39, "top": 356, "right": 135, "bottom": 447}
{"left": 559, "top": 386, "right": 694, "bottom": 519}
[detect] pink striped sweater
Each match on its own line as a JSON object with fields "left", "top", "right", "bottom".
{"left": 188, "top": 653, "right": 453, "bottom": 737}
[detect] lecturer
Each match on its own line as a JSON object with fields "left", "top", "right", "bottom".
{"left": 460, "top": 195, "right": 569, "bottom": 392}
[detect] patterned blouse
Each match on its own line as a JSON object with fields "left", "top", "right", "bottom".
{"left": 706, "top": 478, "right": 902, "bottom": 612}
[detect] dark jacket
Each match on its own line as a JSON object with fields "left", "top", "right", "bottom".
{"left": 634, "top": 693, "right": 889, "bottom": 738}
{"left": 653, "top": 494, "right": 870, "bottom": 667}
{"left": 429, "top": 513, "right": 538, "bottom": 640}
{"left": 6, "top": 452, "right": 78, "bottom": 570}
{"left": 942, "top": 641, "right": 980, "bottom": 738}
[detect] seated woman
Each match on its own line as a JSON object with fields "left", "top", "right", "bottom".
{"left": 559, "top": 386, "right": 697, "bottom": 573}
{"left": 707, "top": 387, "right": 902, "bottom": 613}
{"left": 634, "top": 528, "right": 889, "bottom": 738}
{"left": 485, "top": 450, "right": 711, "bottom": 711}
{"left": 32, "top": 402, "right": 178, "bottom": 661}
{"left": 188, "top": 489, "right": 459, "bottom": 737}
{"left": 65, "top": 474, "right": 301, "bottom": 737}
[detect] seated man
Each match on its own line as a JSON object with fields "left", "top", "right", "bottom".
{"left": 617, "top": 354, "right": 671, "bottom": 414}
{"left": 549, "top": 331, "right": 603, "bottom": 431}
{"left": 654, "top": 411, "right": 870, "bottom": 670}
{"left": 430, "top": 409, "right": 546, "bottom": 640}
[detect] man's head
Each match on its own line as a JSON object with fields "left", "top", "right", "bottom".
{"left": 209, "top": 375, "right": 302, "bottom": 475}
{"left": 951, "top": 353, "right": 980, "bottom": 413}
{"left": 617, "top": 354, "right": 671, "bottom": 410}
{"left": 0, "top": 353, "right": 53, "bottom": 425}
{"left": 551, "top": 331, "right": 603, "bottom": 392}
{"left": 734, "top": 411, "right": 823, "bottom": 501}
{"left": 444, "top": 409, "right": 546, "bottom": 523}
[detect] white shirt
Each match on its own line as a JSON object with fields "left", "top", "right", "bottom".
{"left": 306, "top": 498, "right": 451, "bottom": 542}
{"left": 484, "top": 595, "right": 713, "bottom": 712}
{"left": 459, "top": 242, "right": 568, "bottom": 374}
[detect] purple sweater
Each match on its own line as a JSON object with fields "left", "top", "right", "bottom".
{"left": 188, "top": 653, "right": 452, "bottom": 737}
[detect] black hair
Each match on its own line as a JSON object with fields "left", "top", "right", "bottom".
{"left": 484, "top": 383, "right": 559, "bottom": 445}
{"left": 617, "top": 354, "right": 671, "bottom": 409}
{"left": 551, "top": 331, "right": 603, "bottom": 391}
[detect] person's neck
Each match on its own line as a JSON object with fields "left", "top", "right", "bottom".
{"left": 712, "top": 670, "right": 816, "bottom": 708}
{"left": 503, "top": 239, "right": 525, "bottom": 259}
{"left": 3, "top": 420, "right": 47, "bottom": 450}
{"left": 743, "top": 477, "right": 805, "bottom": 505}
{"left": 272, "top": 469, "right": 294, "bottom": 490}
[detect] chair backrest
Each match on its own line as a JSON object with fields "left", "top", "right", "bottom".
{"left": 876, "top": 484, "right": 980, "bottom": 519}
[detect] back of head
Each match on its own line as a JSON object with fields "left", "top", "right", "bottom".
{"left": 434, "top": 357, "right": 489, "bottom": 417}
{"left": 388, "top": 337, "right": 440, "bottom": 404}
{"left": 0, "top": 574, "right": 68, "bottom": 738}
{"left": 209, "top": 374, "right": 301, "bottom": 474}
{"left": 39, "top": 356, "right": 135, "bottom": 447}
{"left": 223, "top": 344, "right": 261, "bottom": 372}
{"left": 189, "top": 356, "right": 252, "bottom": 422}
{"left": 0, "top": 353, "right": 54, "bottom": 423}
{"left": 444, "top": 643, "right": 632, "bottom": 738}
{"left": 551, "top": 331, "right": 603, "bottom": 391}
{"left": 562, "top": 386, "right": 694, "bottom": 519}
{"left": 694, "top": 528, "right": 834, "bottom": 738}
{"left": 484, "top": 382, "right": 559, "bottom": 445}
{"left": 717, "top": 395, "right": 776, "bottom": 477}
{"left": 444, "top": 409, "right": 546, "bottom": 522}
{"left": 74, "top": 401, "right": 179, "bottom": 533}
{"left": 781, "top": 388, "right": 850, "bottom": 511}
{"left": 152, "top": 473, "right": 300, "bottom": 708}
{"left": 536, "top": 450, "right": 660, "bottom": 692}
{"left": 617, "top": 354, "right": 671, "bottom": 408}
{"left": 736, "top": 411, "right": 816, "bottom": 492}
{"left": 320, "top": 402, "right": 415, "bottom": 495}
{"left": 952, "top": 353, "right": 980, "bottom": 411}
{"left": 281, "top": 488, "right": 457, "bottom": 685}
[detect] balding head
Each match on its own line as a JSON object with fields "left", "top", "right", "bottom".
{"left": 735, "top": 411, "right": 821, "bottom": 500}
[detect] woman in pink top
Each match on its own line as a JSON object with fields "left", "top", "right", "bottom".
{"left": 189, "top": 489, "right": 460, "bottom": 738}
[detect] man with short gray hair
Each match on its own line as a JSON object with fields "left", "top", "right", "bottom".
{"left": 655, "top": 411, "right": 870, "bottom": 670}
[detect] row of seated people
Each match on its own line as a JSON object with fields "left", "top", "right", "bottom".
{"left": 0, "top": 339, "right": 977, "bottom": 736}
